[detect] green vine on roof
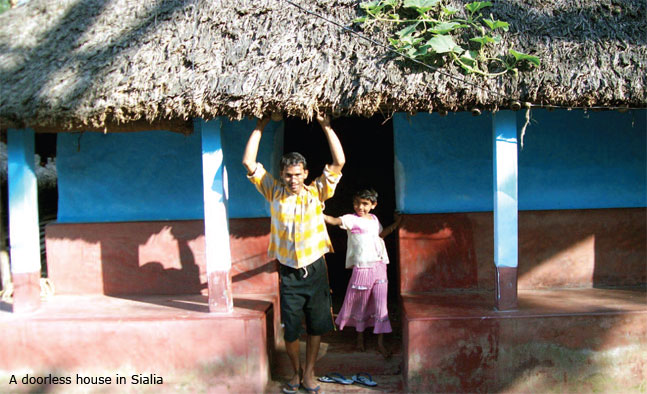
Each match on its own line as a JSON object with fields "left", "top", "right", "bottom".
{"left": 355, "top": 0, "right": 540, "bottom": 77}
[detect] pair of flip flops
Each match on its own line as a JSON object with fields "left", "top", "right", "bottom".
{"left": 318, "top": 372, "right": 377, "bottom": 387}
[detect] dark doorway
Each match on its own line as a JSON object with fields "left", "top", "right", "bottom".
{"left": 283, "top": 115, "right": 397, "bottom": 307}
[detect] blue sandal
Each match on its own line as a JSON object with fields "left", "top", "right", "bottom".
{"left": 281, "top": 381, "right": 299, "bottom": 394}
{"left": 318, "top": 372, "right": 353, "bottom": 385}
{"left": 301, "top": 384, "right": 321, "bottom": 393}
{"left": 352, "top": 372, "right": 377, "bottom": 387}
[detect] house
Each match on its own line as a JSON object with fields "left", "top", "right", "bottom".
{"left": 0, "top": 0, "right": 645, "bottom": 392}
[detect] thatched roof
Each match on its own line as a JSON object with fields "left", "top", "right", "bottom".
{"left": 0, "top": 0, "right": 645, "bottom": 132}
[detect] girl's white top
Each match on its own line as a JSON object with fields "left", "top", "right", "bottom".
{"left": 340, "top": 213, "right": 389, "bottom": 269}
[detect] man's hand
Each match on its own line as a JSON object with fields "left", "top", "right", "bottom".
{"left": 257, "top": 116, "right": 271, "bottom": 130}
{"left": 316, "top": 113, "right": 331, "bottom": 129}
{"left": 316, "top": 113, "right": 345, "bottom": 172}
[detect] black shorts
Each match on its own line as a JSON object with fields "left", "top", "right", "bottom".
{"left": 279, "top": 256, "right": 335, "bottom": 342}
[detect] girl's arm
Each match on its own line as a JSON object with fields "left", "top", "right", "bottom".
{"left": 324, "top": 214, "right": 342, "bottom": 226}
{"left": 379, "top": 213, "right": 402, "bottom": 238}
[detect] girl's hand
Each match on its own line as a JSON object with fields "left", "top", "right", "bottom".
{"left": 393, "top": 211, "right": 403, "bottom": 226}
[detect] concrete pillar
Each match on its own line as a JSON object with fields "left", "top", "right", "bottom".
{"left": 7, "top": 128, "right": 41, "bottom": 313}
{"left": 196, "top": 118, "right": 233, "bottom": 313}
{"left": 492, "top": 111, "right": 518, "bottom": 311}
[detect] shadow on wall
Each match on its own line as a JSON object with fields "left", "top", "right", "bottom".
{"left": 100, "top": 222, "right": 205, "bottom": 295}
{"left": 45, "top": 218, "right": 278, "bottom": 302}
{"left": 399, "top": 208, "right": 647, "bottom": 294}
{"left": 45, "top": 221, "right": 206, "bottom": 297}
{"left": 517, "top": 208, "right": 647, "bottom": 289}
{"left": 399, "top": 213, "right": 479, "bottom": 294}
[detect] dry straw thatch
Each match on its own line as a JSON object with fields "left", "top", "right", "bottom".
{"left": 0, "top": 0, "right": 644, "bottom": 132}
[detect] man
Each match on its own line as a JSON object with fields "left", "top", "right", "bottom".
{"left": 242, "top": 114, "right": 345, "bottom": 393}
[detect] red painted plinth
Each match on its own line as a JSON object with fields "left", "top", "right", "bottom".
{"left": 398, "top": 213, "right": 478, "bottom": 292}
{"left": 0, "top": 295, "right": 273, "bottom": 393}
{"left": 11, "top": 271, "right": 40, "bottom": 313}
{"left": 402, "top": 288, "right": 647, "bottom": 393}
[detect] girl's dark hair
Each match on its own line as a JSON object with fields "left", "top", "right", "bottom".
{"left": 281, "top": 152, "right": 307, "bottom": 171}
{"left": 354, "top": 188, "right": 378, "bottom": 203}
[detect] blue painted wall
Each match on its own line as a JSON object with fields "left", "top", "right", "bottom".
{"left": 57, "top": 119, "right": 282, "bottom": 222}
{"left": 56, "top": 110, "right": 646, "bottom": 223}
{"left": 518, "top": 109, "right": 646, "bottom": 210}
{"left": 221, "top": 118, "right": 283, "bottom": 218}
{"left": 57, "top": 130, "right": 204, "bottom": 222}
{"left": 394, "top": 109, "right": 646, "bottom": 213}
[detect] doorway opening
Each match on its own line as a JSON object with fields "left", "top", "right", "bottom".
{"left": 283, "top": 115, "right": 397, "bottom": 309}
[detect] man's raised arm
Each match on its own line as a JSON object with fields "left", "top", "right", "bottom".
{"left": 317, "top": 114, "right": 345, "bottom": 174}
{"left": 242, "top": 117, "right": 271, "bottom": 175}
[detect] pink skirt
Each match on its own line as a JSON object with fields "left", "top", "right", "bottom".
{"left": 335, "top": 262, "right": 392, "bottom": 334}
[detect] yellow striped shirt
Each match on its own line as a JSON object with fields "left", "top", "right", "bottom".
{"left": 247, "top": 163, "right": 342, "bottom": 268}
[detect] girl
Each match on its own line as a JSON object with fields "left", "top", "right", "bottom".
{"left": 324, "top": 189, "right": 401, "bottom": 358}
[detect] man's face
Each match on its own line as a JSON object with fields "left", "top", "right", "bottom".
{"left": 281, "top": 164, "right": 308, "bottom": 194}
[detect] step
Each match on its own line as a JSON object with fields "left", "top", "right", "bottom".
{"left": 265, "top": 373, "right": 405, "bottom": 393}
{"left": 0, "top": 294, "right": 274, "bottom": 393}
{"left": 271, "top": 325, "right": 403, "bottom": 379}
{"left": 402, "top": 287, "right": 647, "bottom": 393}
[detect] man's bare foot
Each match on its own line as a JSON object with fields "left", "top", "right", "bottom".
{"left": 282, "top": 369, "right": 301, "bottom": 394}
{"left": 301, "top": 371, "right": 319, "bottom": 392}
{"left": 291, "top": 368, "right": 302, "bottom": 386}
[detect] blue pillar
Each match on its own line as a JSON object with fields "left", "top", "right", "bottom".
{"left": 196, "top": 118, "right": 233, "bottom": 313}
{"left": 7, "top": 128, "right": 41, "bottom": 312}
{"left": 492, "top": 111, "right": 518, "bottom": 310}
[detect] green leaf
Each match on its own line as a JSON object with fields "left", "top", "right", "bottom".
{"left": 509, "top": 49, "right": 541, "bottom": 67}
{"left": 442, "top": 6, "right": 460, "bottom": 16}
{"left": 413, "top": 45, "right": 431, "bottom": 57}
{"left": 400, "top": 35, "right": 424, "bottom": 46}
{"left": 429, "top": 21, "right": 466, "bottom": 34}
{"left": 405, "top": 45, "right": 419, "bottom": 57}
{"left": 0, "top": 0, "right": 10, "bottom": 14}
{"left": 459, "top": 50, "right": 478, "bottom": 66}
{"left": 403, "top": 0, "right": 441, "bottom": 13}
{"left": 427, "top": 35, "right": 459, "bottom": 54}
{"left": 388, "top": 37, "right": 402, "bottom": 48}
{"left": 483, "top": 18, "right": 509, "bottom": 31}
{"left": 397, "top": 22, "right": 420, "bottom": 38}
{"left": 470, "top": 35, "right": 497, "bottom": 45}
{"left": 360, "top": 0, "right": 395, "bottom": 15}
{"left": 353, "top": 16, "right": 368, "bottom": 23}
{"left": 360, "top": 1, "right": 381, "bottom": 11}
{"left": 465, "top": 1, "right": 492, "bottom": 14}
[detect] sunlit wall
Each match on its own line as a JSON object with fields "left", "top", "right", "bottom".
{"left": 56, "top": 109, "right": 646, "bottom": 222}
{"left": 393, "top": 109, "right": 646, "bottom": 213}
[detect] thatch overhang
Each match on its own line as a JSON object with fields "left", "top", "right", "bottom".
{"left": 0, "top": 0, "right": 644, "bottom": 133}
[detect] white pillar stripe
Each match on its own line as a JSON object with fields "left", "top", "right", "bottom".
{"left": 198, "top": 119, "right": 232, "bottom": 273}
{"left": 8, "top": 129, "right": 41, "bottom": 274}
{"left": 493, "top": 111, "right": 519, "bottom": 268}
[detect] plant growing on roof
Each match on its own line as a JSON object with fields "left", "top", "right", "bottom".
{"left": 354, "top": 0, "right": 540, "bottom": 76}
